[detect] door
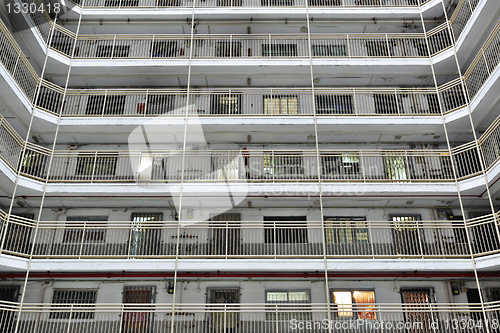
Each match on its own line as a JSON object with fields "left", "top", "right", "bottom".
{"left": 211, "top": 214, "right": 240, "bottom": 256}
{"left": 122, "top": 287, "right": 155, "bottom": 333}
{"left": 467, "top": 289, "right": 482, "bottom": 321}
{"left": 401, "top": 289, "right": 434, "bottom": 333}
{"left": 207, "top": 288, "right": 240, "bottom": 333}
{"left": 0, "top": 286, "right": 19, "bottom": 333}
{"left": 392, "top": 215, "right": 422, "bottom": 256}
{"left": 129, "top": 213, "right": 162, "bottom": 256}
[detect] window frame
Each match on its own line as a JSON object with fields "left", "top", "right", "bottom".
{"left": 63, "top": 216, "right": 108, "bottom": 244}
{"left": 265, "top": 289, "right": 311, "bottom": 321}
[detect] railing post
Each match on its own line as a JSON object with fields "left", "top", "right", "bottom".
{"left": 151, "top": 35, "right": 155, "bottom": 59}
{"left": 78, "top": 220, "right": 87, "bottom": 259}
{"left": 368, "top": 220, "right": 375, "bottom": 259}
{"left": 270, "top": 88, "right": 273, "bottom": 115}
{"left": 359, "top": 151, "right": 366, "bottom": 182}
{"left": 144, "top": 89, "right": 149, "bottom": 117}
{"left": 395, "top": 89, "right": 400, "bottom": 115}
{"left": 275, "top": 304, "right": 279, "bottom": 333}
{"left": 101, "top": 90, "right": 108, "bottom": 117}
{"left": 228, "top": 88, "right": 232, "bottom": 117}
{"left": 224, "top": 304, "right": 227, "bottom": 332}
{"left": 268, "top": 34, "right": 272, "bottom": 59}
{"left": 230, "top": 34, "right": 233, "bottom": 59}
{"left": 12, "top": 52, "right": 20, "bottom": 77}
{"left": 346, "top": 34, "right": 350, "bottom": 58}
{"left": 386, "top": 35, "right": 391, "bottom": 58}
{"left": 416, "top": 222, "right": 425, "bottom": 259}
{"left": 91, "top": 151, "right": 98, "bottom": 183}
{"left": 66, "top": 304, "right": 74, "bottom": 333}
{"left": 404, "top": 151, "right": 410, "bottom": 182}
{"left": 481, "top": 48, "right": 491, "bottom": 74}
{"left": 274, "top": 221, "right": 277, "bottom": 259}
{"left": 111, "top": 35, "right": 116, "bottom": 59}
{"left": 225, "top": 220, "right": 229, "bottom": 259}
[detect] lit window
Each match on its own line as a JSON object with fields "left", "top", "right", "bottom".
{"left": 332, "top": 290, "right": 376, "bottom": 319}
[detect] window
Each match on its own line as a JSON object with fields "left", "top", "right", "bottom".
{"left": 216, "top": 41, "right": 242, "bottom": 57}
{"left": 315, "top": 95, "right": 353, "bottom": 114}
{"left": 145, "top": 95, "right": 175, "bottom": 115}
{"left": 332, "top": 290, "right": 376, "bottom": 319}
{"left": 152, "top": 41, "right": 177, "bottom": 57}
{"left": 264, "top": 95, "right": 299, "bottom": 114}
{"left": 217, "top": 0, "right": 242, "bottom": 5}
{"left": 63, "top": 216, "right": 107, "bottom": 244}
{"left": 308, "top": 0, "right": 341, "bottom": 5}
{"left": 263, "top": 152, "right": 304, "bottom": 177}
{"left": 264, "top": 216, "right": 308, "bottom": 243}
{"left": 324, "top": 217, "right": 368, "bottom": 244}
{"left": 96, "top": 45, "right": 130, "bottom": 58}
{"left": 0, "top": 286, "right": 19, "bottom": 302}
{"left": 75, "top": 155, "right": 118, "bottom": 178}
{"left": 105, "top": 0, "right": 139, "bottom": 5}
{"left": 262, "top": 44, "right": 297, "bottom": 57}
{"left": 260, "top": 0, "right": 294, "bottom": 6}
{"left": 50, "top": 290, "right": 97, "bottom": 319}
{"left": 392, "top": 215, "right": 422, "bottom": 256}
{"left": 322, "top": 154, "right": 360, "bottom": 178}
{"left": 85, "top": 95, "right": 126, "bottom": 115}
{"left": 211, "top": 94, "right": 241, "bottom": 115}
{"left": 312, "top": 45, "right": 346, "bottom": 57}
{"left": 385, "top": 154, "right": 407, "bottom": 180}
{"left": 366, "top": 41, "right": 389, "bottom": 57}
{"left": 374, "top": 94, "right": 398, "bottom": 114}
{"left": 489, "top": 289, "right": 500, "bottom": 302}
{"left": 266, "top": 290, "right": 311, "bottom": 320}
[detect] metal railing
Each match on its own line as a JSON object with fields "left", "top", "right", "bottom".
{"left": 37, "top": 83, "right": 463, "bottom": 117}
{"left": 1, "top": 107, "right": 500, "bottom": 184}
{"left": 1, "top": 10, "right": 495, "bottom": 122}
{"left": 67, "top": 0, "right": 430, "bottom": 8}
{"left": 1, "top": 209, "right": 500, "bottom": 259}
{"left": 48, "top": 29, "right": 449, "bottom": 59}
{"left": 464, "top": 20, "right": 500, "bottom": 101}
{"left": 449, "top": 0, "right": 483, "bottom": 42}
{"left": 0, "top": 301, "right": 499, "bottom": 333}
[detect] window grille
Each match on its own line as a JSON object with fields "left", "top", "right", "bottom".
{"left": 50, "top": 290, "right": 97, "bottom": 319}
{"left": 264, "top": 216, "right": 308, "bottom": 243}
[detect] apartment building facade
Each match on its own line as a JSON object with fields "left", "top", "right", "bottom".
{"left": 0, "top": 0, "right": 500, "bottom": 332}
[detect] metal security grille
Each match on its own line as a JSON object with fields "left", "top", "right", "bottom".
{"left": 401, "top": 289, "right": 435, "bottom": 333}
{"left": 122, "top": 287, "right": 155, "bottom": 333}
{"left": 50, "top": 290, "right": 97, "bottom": 319}
{"left": 490, "top": 289, "right": 500, "bottom": 302}
{"left": 207, "top": 289, "right": 240, "bottom": 333}
{"left": 392, "top": 215, "right": 423, "bottom": 256}
{"left": 129, "top": 214, "right": 162, "bottom": 256}
{"left": 264, "top": 216, "right": 308, "bottom": 243}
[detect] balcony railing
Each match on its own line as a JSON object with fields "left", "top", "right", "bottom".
{"left": 2, "top": 12, "right": 496, "bottom": 122}
{"left": 1, "top": 209, "right": 499, "bottom": 259}
{"left": 0, "top": 301, "right": 499, "bottom": 333}
{"left": 1, "top": 105, "right": 500, "bottom": 185}
{"left": 66, "top": 0, "right": 431, "bottom": 8}
{"left": 48, "top": 26, "right": 450, "bottom": 60}
{"left": 449, "top": 0, "right": 483, "bottom": 42}
{"left": 36, "top": 81, "right": 465, "bottom": 117}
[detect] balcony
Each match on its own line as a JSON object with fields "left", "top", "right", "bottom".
{"left": 0, "top": 301, "right": 499, "bottom": 333}
{"left": 0, "top": 210, "right": 499, "bottom": 261}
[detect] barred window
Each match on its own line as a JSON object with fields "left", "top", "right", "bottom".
{"left": 63, "top": 217, "right": 107, "bottom": 244}
{"left": 50, "top": 290, "right": 97, "bottom": 319}
{"left": 264, "top": 216, "right": 308, "bottom": 243}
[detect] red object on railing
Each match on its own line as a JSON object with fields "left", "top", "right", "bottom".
{"left": 137, "top": 103, "right": 145, "bottom": 113}
{"left": 248, "top": 48, "right": 251, "bottom": 57}
{"left": 180, "top": 48, "right": 184, "bottom": 56}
